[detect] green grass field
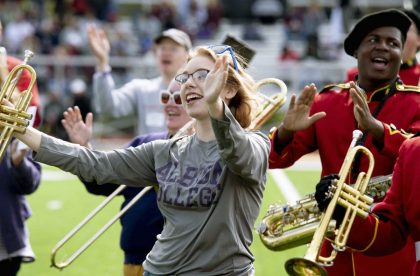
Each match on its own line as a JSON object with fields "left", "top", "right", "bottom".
{"left": 19, "top": 165, "right": 320, "bottom": 276}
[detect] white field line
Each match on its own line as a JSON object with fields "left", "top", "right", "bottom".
{"left": 269, "top": 169, "right": 300, "bottom": 203}
{"left": 269, "top": 154, "right": 321, "bottom": 203}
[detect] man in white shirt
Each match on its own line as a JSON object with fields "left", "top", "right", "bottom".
{"left": 88, "top": 27, "right": 191, "bottom": 135}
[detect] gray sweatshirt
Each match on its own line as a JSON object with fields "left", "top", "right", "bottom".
{"left": 93, "top": 72, "right": 166, "bottom": 135}
{"left": 34, "top": 106, "right": 269, "bottom": 276}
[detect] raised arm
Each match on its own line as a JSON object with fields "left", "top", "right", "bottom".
{"left": 87, "top": 24, "right": 110, "bottom": 72}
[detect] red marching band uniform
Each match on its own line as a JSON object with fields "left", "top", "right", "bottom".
{"left": 347, "top": 134, "right": 420, "bottom": 276}
{"left": 269, "top": 80, "right": 420, "bottom": 275}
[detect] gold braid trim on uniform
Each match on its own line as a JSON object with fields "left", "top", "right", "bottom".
{"left": 353, "top": 215, "right": 379, "bottom": 253}
{"left": 387, "top": 123, "right": 415, "bottom": 138}
{"left": 396, "top": 84, "right": 420, "bottom": 93}
{"left": 320, "top": 82, "right": 351, "bottom": 93}
{"left": 351, "top": 252, "right": 356, "bottom": 276}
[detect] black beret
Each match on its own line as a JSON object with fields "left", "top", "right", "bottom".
{"left": 401, "top": 9, "right": 420, "bottom": 34}
{"left": 344, "top": 9, "right": 412, "bottom": 56}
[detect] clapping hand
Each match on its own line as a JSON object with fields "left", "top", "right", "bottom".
{"left": 349, "top": 82, "right": 374, "bottom": 130}
{"left": 281, "top": 84, "right": 326, "bottom": 132}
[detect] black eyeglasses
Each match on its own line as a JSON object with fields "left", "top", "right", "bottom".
{"left": 160, "top": 90, "right": 182, "bottom": 105}
{"left": 208, "top": 45, "right": 238, "bottom": 71}
{"left": 175, "top": 69, "right": 210, "bottom": 84}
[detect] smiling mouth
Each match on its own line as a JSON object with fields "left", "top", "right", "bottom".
{"left": 186, "top": 94, "right": 203, "bottom": 104}
{"left": 371, "top": 57, "right": 389, "bottom": 70}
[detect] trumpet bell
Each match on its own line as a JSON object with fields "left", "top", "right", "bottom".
{"left": 285, "top": 258, "right": 327, "bottom": 276}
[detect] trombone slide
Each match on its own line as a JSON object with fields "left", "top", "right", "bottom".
{"left": 50, "top": 186, "right": 153, "bottom": 269}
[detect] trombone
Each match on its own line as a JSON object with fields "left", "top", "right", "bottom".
{"left": 285, "top": 130, "right": 375, "bottom": 276}
{"left": 50, "top": 77, "right": 288, "bottom": 269}
{"left": 0, "top": 49, "right": 35, "bottom": 161}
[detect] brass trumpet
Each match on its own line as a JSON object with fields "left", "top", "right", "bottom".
{"left": 50, "top": 77, "right": 289, "bottom": 269}
{"left": 0, "top": 50, "right": 35, "bottom": 161}
{"left": 285, "top": 130, "right": 374, "bottom": 276}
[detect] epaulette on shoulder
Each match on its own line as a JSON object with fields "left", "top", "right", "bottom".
{"left": 320, "top": 83, "right": 350, "bottom": 93}
{"left": 396, "top": 84, "right": 420, "bottom": 93}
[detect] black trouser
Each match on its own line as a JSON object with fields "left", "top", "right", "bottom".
{"left": 0, "top": 257, "right": 22, "bottom": 276}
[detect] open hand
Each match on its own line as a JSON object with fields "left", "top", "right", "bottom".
{"left": 281, "top": 83, "right": 326, "bottom": 131}
{"left": 61, "top": 106, "right": 93, "bottom": 147}
{"left": 349, "top": 81, "right": 380, "bottom": 131}
{"left": 203, "top": 55, "right": 228, "bottom": 105}
{"left": 87, "top": 24, "right": 110, "bottom": 70}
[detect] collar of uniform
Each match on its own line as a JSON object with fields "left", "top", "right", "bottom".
{"left": 362, "top": 84, "right": 391, "bottom": 102}
{"left": 400, "top": 58, "right": 417, "bottom": 69}
{"left": 358, "top": 78, "right": 401, "bottom": 102}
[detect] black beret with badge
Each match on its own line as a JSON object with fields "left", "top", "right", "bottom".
{"left": 344, "top": 9, "right": 412, "bottom": 56}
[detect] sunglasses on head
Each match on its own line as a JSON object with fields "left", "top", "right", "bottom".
{"left": 160, "top": 90, "right": 182, "bottom": 105}
{"left": 208, "top": 44, "right": 239, "bottom": 71}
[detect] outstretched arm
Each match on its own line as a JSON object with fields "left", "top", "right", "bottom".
{"left": 14, "top": 126, "right": 42, "bottom": 152}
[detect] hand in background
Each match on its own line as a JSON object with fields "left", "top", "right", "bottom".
{"left": 61, "top": 106, "right": 93, "bottom": 147}
{"left": 87, "top": 24, "right": 110, "bottom": 71}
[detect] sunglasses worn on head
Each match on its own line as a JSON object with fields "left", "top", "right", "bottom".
{"left": 175, "top": 69, "right": 210, "bottom": 84}
{"left": 208, "top": 45, "right": 239, "bottom": 71}
{"left": 160, "top": 90, "right": 182, "bottom": 105}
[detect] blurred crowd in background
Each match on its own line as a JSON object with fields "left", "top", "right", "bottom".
{"left": 0, "top": 0, "right": 417, "bottom": 139}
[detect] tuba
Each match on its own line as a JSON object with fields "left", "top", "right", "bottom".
{"left": 0, "top": 49, "right": 35, "bottom": 161}
{"left": 257, "top": 174, "right": 391, "bottom": 251}
{"left": 284, "top": 130, "right": 374, "bottom": 275}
